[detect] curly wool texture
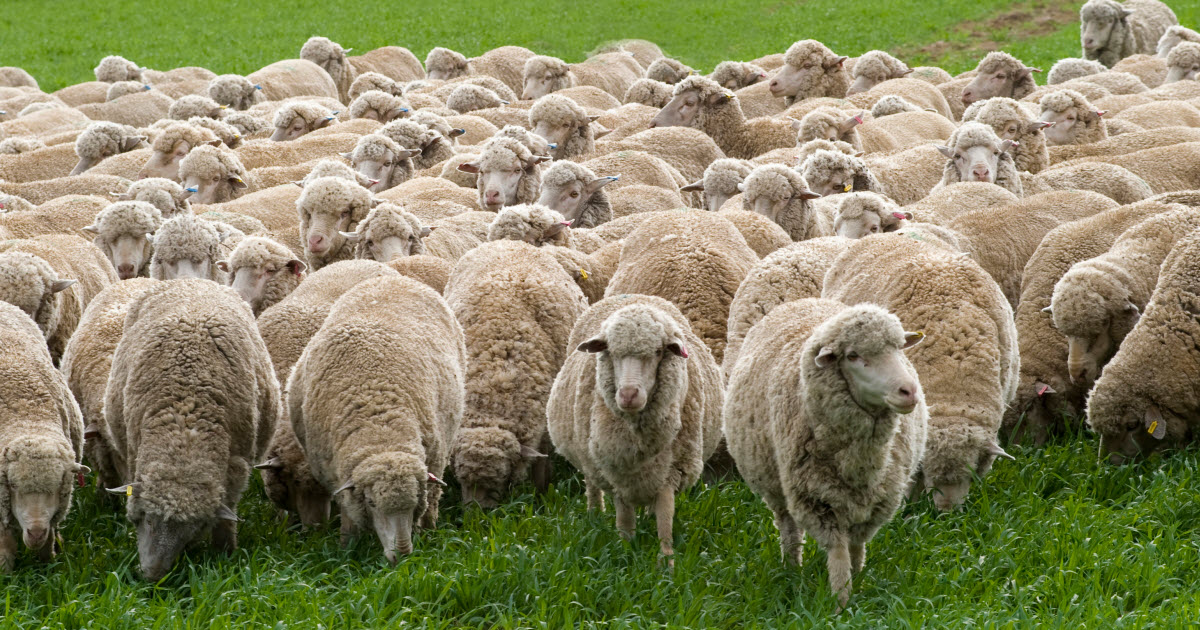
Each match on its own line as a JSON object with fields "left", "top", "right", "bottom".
{"left": 445, "top": 241, "right": 587, "bottom": 504}
{"left": 349, "top": 72, "right": 403, "bottom": 101}
{"left": 297, "top": 176, "right": 374, "bottom": 270}
{"left": 973, "top": 52, "right": 1040, "bottom": 100}
{"left": 89, "top": 201, "right": 163, "bottom": 278}
{"left": 623, "top": 78, "right": 673, "bottom": 107}
{"left": 103, "top": 280, "right": 278, "bottom": 568}
{"left": 94, "top": 56, "right": 142, "bottom": 82}
{"left": 937, "top": 123, "right": 1024, "bottom": 196}
{"left": 529, "top": 94, "right": 594, "bottom": 160}
{"left": 823, "top": 233, "right": 1017, "bottom": 510}
{"left": 75, "top": 122, "right": 144, "bottom": 162}
{"left": 0, "top": 252, "right": 69, "bottom": 346}
{"left": 148, "top": 213, "right": 223, "bottom": 281}
{"left": 0, "top": 137, "right": 45, "bottom": 154}
{"left": 537, "top": 161, "right": 612, "bottom": 228}
{"left": 1166, "top": 42, "right": 1200, "bottom": 79}
{"left": 797, "top": 106, "right": 863, "bottom": 151}
{"left": 380, "top": 119, "right": 452, "bottom": 171}
{"left": 1158, "top": 25, "right": 1200, "bottom": 57}
{"left": 272, "top": 101, "right": 335, "bottom": 131}
{"left": 800, "top": 149, "right": 884, "bottom": 196}
{"left": 168, "top": 95, "right": 224, "bottom": 121}
{"left": 795, "top": 138, "right": 858, "bottom": 165}
{"left": 105, "top": 81, "right": 150, "bottom": 101}
{"left": 669, "top": 75, "right": 796, "bottom": 159}
{"left": 1040, "top": 89, "right": 1109, "bottom": 145}
{"left": 870, "top": 95, "right": 922, "bottom": 117}
{"left": 223, "top": 112, "right": 271, "bottom": 138}
{"left": 349, "top": 134, "right": 414, "bottom": 189}
{"left": 187, "top": 117, "right": 242, "bottom": 148}
{"left": 524, "top": 55, "right": 575, "bottom": 94}
{"left": 122, "top": 178, "right": 191, "bottom": 219}
{"left": 781, "top": 40, "right": 852, "bottom": 102}
{"left": 223, "top": 236, "right": 302, "bottom": 314}
{"left": 853, "top": 50, "right": 911, "bottom": 87}
{"left": 300, "top": 36, "right": 355, "bottom": 101}
{"left": 646, "top": 58, "right": 694, "bottom": 84}
{"left": 446, "top": 84, "right": 504, "bottom": 114}
{"left": 151, "top": 123, "right": 218, "bottom": 154}
{"left": 0, "top": 193, "right": 35, "bottom": 212}
{"left": 207, "top": 74, "right": 265, "bottom": 111}
{"left": 740, "top": 164, "right": 829, "bottom": 242}
{"left": 605, "top": 211, "right": 758, "bottom": 364}
{"left": 486, "top": 203, "right": 572, "bottom": 247}
{"left": 1081, "top": 0, "right": 1178, "bottom": 67}
{"left": 831, "top": 191, "right": 906, "bottom": 235}
{"left": 472, "top": 136, "right": 544, "bottom": 209}
{"left": 962, "top": 97, "right": 1050, "bottom": 173}
{"left": 349, "top": 203, "right": 426, "bottom": 259}
{"left": 695, "top": 158, "right": 754, "bottom": 212}
{"left": 425, "top": 47, "right": 470, "bottom": 80}
{"left": 349, "top": 90, "right": 410, "bottom": 121}
{"left": 722, "top": 237, "right": 851, "bottom": 373}
{"left": 297, "top": 159, "right": 371, "bottom": 189}
{"left": 709, "top": 61, "right": 768, "bottom": 90}
{"left": 431, "top": 75, "right": 517, "bottom": 103}
{"left": 0, "top": 301, "right": 83, "bottom": 549}
{"left": 1048, "top": 58, "right": 1108, "bottom": 84}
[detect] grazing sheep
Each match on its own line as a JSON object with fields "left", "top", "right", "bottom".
{"left": 796, "top": 106, "right": 864, "bottom": 150}
{"left": 0, "top": 301, "right": 86, "bottom": 572}
{"left": 446, "top": 240, "right": 587, "bottom": 507}
{"left": 1027, "top": 161, "right": 1152, "bottom": 205}
{"left": 960, "top": 52, "right": 1041, "bottom": 105}
{"left": 297, "top": 176, "right": 374, "bottom": 271}
{"left": 605, "top": 211, "right": 758, "bottom": 364}
{"left": 1086, "top": 228, "right": 1200, "bottom": 463}
{"left": 681, "top": 158, "right": 754, "bottom": 212}
{"left": 167, "top": 95, "right": 224, "bottom": 121}
{"left": 217, "top": 236, "right": 305, "bottom": 315}
{"left": 1048, "top": 58, "right": 1108, "bottom": 85}
{"left": 147, "top": 213, "right": 226, "bottom": 281}
{"left": 137, "top": 122, "right": 221, "bottom": 181}
{"left": 348, "top": 90, "right": 410, "bottom": 123}
{"left": 624, "top": 78, "right": 674, "bottom": 108}
{"left": 94, "top": 56, "right": 142, "bottom": 82}
{"left": 710, "top": 61, "right": 769, "bottom": 91}
{"left": 739, "top": 164, "right": 826, "bottom": 241}
{"left": 288, "top": 275, "right": 462, "bottom": 560}
{"left": 935, "top": 123, "right": 1022, "bottom": 196}
{"left": 103, "top": 279, "right": 278, "bottom": 580}
{"left": 344, "top": 133, "right": 419, "bottom": 193}
{"left": 1081, "top": 0, "right": 1178, "bottom": 68}
{"left": 536, "top": 160, "right": 616, "bottom": 228}
{"left": 1038, "top": 89, "right": 1109, "bottom": 145}
{"left": 270, "top": 101, "right": 338, "bottom": 142}
{"left": 84, "top": 201, "right": 162, "bottom": 280}
{"left": 962, "top": 97, "right": 1052, "bottom": 173}
{"left": 723, "top": 237, "right": 852, "bottom": 374}
{"left": 1165, "top": 42, "right": 1200, "bottom": 82}
{"left": 768, "top": 40, "right": 851, "bottom": 105}
{"left": 520, "top": 53, "right": 643, "bottom": 100}
{"left": 242, "top": 59, "right": 340, "bottom": 102}
{"left": 457, "top": 136, "right": 548, "bottom": 211}
{"left": 72, "top": 122, "right": 148, "bottom": 175}
{"left": 178, "top": 144, "right": 250, "bottom": 205}
{"left": 348, "top": 72, "right": 403, "bottom": 101}
{"left": 823, "top": 234, "right": 1017, "bottom": 510}
{"left": 725, "top": 299, "right": 926, "bottom": 608}
{"left": 650, "top": 75, "right": 797, "bottom": 159}
{"left": 207, "top": 74, "right": 265, "bottom": 111}
{"left": 547, "top": 294, "right": 722, "bottom": 565}
{"left": 800, "top": 149, "right": 884, "bottom": 198}
{"left": 646, "top": 58, "right": 694, "bottom": 85}
{"left": 436, "top": 46, "right": 536, "bottom": 94}
{"left": 529, "top": 94, "right": 598, "bottom": 160}
{"left": 847, "top": 50, "right": 914, "bottom": 95}
{"left": 485, "top": 203, "right": 575, "bottom": 247}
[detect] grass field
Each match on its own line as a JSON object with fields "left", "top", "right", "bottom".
{"left": 5, "top": 0, "right": 1200, "bottom": 627}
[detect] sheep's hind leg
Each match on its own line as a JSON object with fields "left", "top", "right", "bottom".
{"left": 586, "top": 480, "right": 604, "bottom": 512}
{"left": 653, "top": 486, "right": 675, "bottom": 569}
{"left": 774, "top": 511, "right": 804, "bottom": 566}
{"left": 614, "top": 495, "right": 635, "bottom": 541}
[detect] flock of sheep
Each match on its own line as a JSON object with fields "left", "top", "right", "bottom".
{"left": 1, "top": 0, "right": 1199, "bottom": 610}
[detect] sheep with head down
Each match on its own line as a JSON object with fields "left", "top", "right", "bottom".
{"left": 536, "top": 161, "right": 616, "bottom": 228}
{"left": 343, "top": 134, "right": 420, "bottom": 193}
{"left": 623, "top": 78, "right": 673, "bottom": 107}
{"left": 208, "top": 74, "right": 266, "bottom": 110}
{"left": 799, "top": 149, "right": 884, "bottom": 199}
{"left": 1048, "top": 58, "right": 1108, "bottom": 84}
{"left": 271, "top": 101, "right": 338, "bottom": 142}
{"left": 118, "top": 178, "right": 191, "bottom": 219}
{"left": 935, "top": 122, "right": 1022, "bottom": 196}
{"left": 1165, "top": 42, "right": 1200, "bottom": 83}
{"left": 348, "top": 90, "right": 409, "bottom": 123}
{"left": 739, "top": 164, "right": 825, "bottom": 241}
{"left": 83, "top": 201, "right": 162, "bottom": 279}
{"left": 1038, "top": 89, "right": 1109, "bottom": 145}
{"left": 710, "top": 61, "right": 768, "bottom": 91}
{"left": 681, "top": 158, "right": 754, "bottom": 212}
{"left": 297, "top": 176, "right": 375, "bottom": 271}
{"left": 0, "top": 137, "right": 46, "bottom": 155}
{"left": 847, "top": 50, "right": 913, "bottom": 95}
{"left": 94, "top": 56, "right": 142, "bottom": 82}
{"left": 646, "top": 58, "right": 694, "bottom": 85}
{"left": 831, "top": 191, "right": 911, "bottom": 239}
{"left": 223, "top": 112, "right": 271, "bottom": 138}
{"left": 380, "top": 119, "right": 454, "bottom": 171}
{"left": 768, "top": 40, "right": 850, "bottom": 105}
{"left": 178, "top": 144, "right": 250, "bottom": 205}
{"left": 529, "top": 94, "right": 598, "bottom": 160}
{"left": 340, "top": 203, "right": 428, "bottom": 263}
{"left": 796, "top": 106, "right": 865, "bottom": 152}
{"left": 425, "top": 47, "right": 469, "bottom": 81}
{"left": 1157, "top": 25, "right": 1200, "bottom": 58}
{"left": 349, "top": 72, "right": 403, "bottom": 101}
{"left": 168, "top": 94, "right": 225, "bottom": 121}
{"left": 521, "top": 53, "right": 643, "bottom": 101}
{"left": 187, "top": 116, "right": 243, "bottom": 149}
{"left": 962, "top": 97, "right": 1052, "bottom": 174}
{"left": 446, "top": 84, "right": 506, "bottom": 114}
{"left": 870, "top": 95, "right": 923, "bottom": 117}
{"left": 105, "top": 81, "right": 151, "bottom": 102}
{"left": 457, "top": 136, "right": 549, "bottom": 212}
{"left": 148, "top": 213, "right": 226, "bottom": 281}
{"left": 137, "top": 123, "right": 221, "bottom": 181}
{"left": 960, "top": 52, "right": 1041, "bottom": 105}
{"left": 1081, "top": 0, "right": 1177, "bottom": 68}
{"left": 296, "top": 159, "right": 376, "bottom": 189}
{"left": 218, "top": 236, "right": 305, "bottom": 315}
{"left": 72, "top": 122, "right": 148, "bottom": 175}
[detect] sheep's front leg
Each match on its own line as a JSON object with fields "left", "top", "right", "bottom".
{"left": 0, "top": 528, "right": 16, "bottom": 572}
{"left": 614, "top": 495, "right": 635, "bottom": 541}
{"left": 825, "top": 533, "right": 853, "bottom": 612}
{"left": 850, "top": 541, "right": 866, "bottom": 575}
{"left": 35, "top": 526, "right": 57, "bottom": 562}
{"left": 212, "top": 517, "right": 238, "bottom": 554}
{"left": 340, "top": 515, "right": 361, "bottom": 548}
{"left": 532, "top": 457, "right": 552, "bottom": 494}
{"left": 653, "top": 487, "right": 675, "bottom": 568}
{"left": 774, "top": 511, "right": 804, "bottom": 566}
{"left": 585, "top": 481, "right": 604, "bottom": 512}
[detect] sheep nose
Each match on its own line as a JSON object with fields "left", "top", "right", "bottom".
{"left": 972, "top": 166, "right": 990, "bottom": 181}
{"left": 617, "top": 386, "right": 642, "bottom": 410}
{"left": 1068, "top": 366, "right": 1085, "bottom": 384}
{"left": 308, "top": 234, "right": 327, "bottom": 252}
{"left": 24, "top": 526, "right": 48, "bottom": 548}
{"left": 769, "top": 79, "right": 778, "bottom": 89}
{"left": 484, "top": 190, "right": 501, "bottom": 204}
{"left": 116, "top": 263, "right": 135, "bottom": 278}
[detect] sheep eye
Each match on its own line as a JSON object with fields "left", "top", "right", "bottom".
{"left": 993, "top": 150, "right": 1000, "bottom": 156}
{"left": 870, "top": 225, "right": 879, "bottom": 232}
{"left": 570, "top": 191, "right": 579, "bottom": 198}
{"left": 211, "top": 175, "right": 220, "bottom": 182}
{"left": 341, "top": 210, "right": 351, "bottom": 219}
{"left": 366, "top": 240, "right": 374, "bottom": 247}
{"left": 997, "top": 74, "right": 1006, "bottom": 80}
{"left": 846, "top": 351, "right": 859, "bottom": 361}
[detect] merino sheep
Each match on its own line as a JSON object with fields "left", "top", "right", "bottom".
{"left": 83, "top": 201, "right": 162, "bottom": 280}
{"left": 301, "top": 37, "right": 423, "bottom": 102}
{"left": 102, "top": 279, "right": 277, "bottom": 580}
{"left": 94, "top": 56, "right": 142, "bottom": 82}
{"left": 348, "top": 90, "right": 410, "bottom": 123}
{"left": 725, "top": 299, "right": 926, "bottom": 608}
{"left": 1039, "top": 89, "right": 1109, "bottom": 145}
{"left": 381, "top": 119, "right": 455, "bottom": 171}
{"left": 1164, "top": 41, "right": 1200, "bottom": 82}
{"left": 217, "top": 236, "right": 305, "bottom": 315}
{"left": 768, "top": 40, "right": 851, "bottom": 105}
{"left": 961, "top": 52, "right": 1042, "bottom": 105}
{"left": 591, "top": 125, "right": 724, "bottom": 183}
{"left": 147, "top": 213, "right": 226, "bottom": 281}
{"left": 0, "top": 301, "right": 86, "bottom": 572}
{"left": 935, "top": 123, "right": 1022, "bottom": 196}
{"left": 962, "top": 97, "right": 1052, "bottom": 173}
{"left": 72, "top": 122, "right": 148, "bottom": 175}
{"left": 343, "top": 133, "right": 420, "bottom": 193}
{"left": 270, "top": 101, "right": 338, "bottom": 142}
{"left": 137, "top": 122, "right": 221, "bottom": 181}
{"left": 623, "top": 78, "right": 674, "bottom": 108}
{"left": 207, "top": 74, "right": 266, "bottom": 111}
{"left": 287, "top": 275, "right": 462, "bottom": 560}
{"left": 520, "top": 54, "right": 643, "bottom": 101}
{"left": 651, "top": 75, "right": 796, "bottom": 159}
{"left": 800, "top": 150, "right": 884, "bottom": 199}
{"left": 710, "top": 61, "right": 769, "bottom": 91}
{"left": 536, "top": 160, "right": 616, "bottom": 228}
{"left": 681, "top": 158, "right": 754, "bottom": 212}
{"left": 178, "top": 144, "right": 250, "bottom": 205}
{"left": 1158, "top": 25, "right": 1200, "bottom": 57}
{"left": 457, "top": 136, "right": 548, "bottom": 211}
{"left": 167, "top": 95, "right": 224, "bottom": 121}
{"left": 870, "top": 95, "right": 922, "bottom": 117}
{"left": 1048, "top": 58, "right": 1108, "bottom": 84}
{"left": 529, "top": 94, "right": 598, "bottom": 160}
{"left": 445, "top": 240, "right": 587, "bottom": 507}
{"left": 823, "top": 234, "right": 1017, "bottom": 510}
{"left": 848, "top": 50, "right": 913, "bottom": 95}
{"left": 0, "top": 137, "right": 45, "bottom": 154}
{"left": 646, "top": 58, "right": 695, "bottom": 85}
{"left": 547, "top": 294, "right": 722, "bottom": 565}
{"left": 1051, "top": 141, "right": 1200, "bottom": 194}
{"left": 1081, "top": 0, "right": 1178, "bottom": 68}
{"left": 243, "top": 59, "right": 340, "bottom": 102}
{"left": 118, "top": 178, "right": 191, "bottom": 218}
{"left": 830, "top": 192, "right": 911, "bottom": 239}
{"left": 739, "top": 164, "right": 826, "bottom": 241}
{"left": 296, "top": 176, "right": 374, "bottom": 271}
{"left": 340, "top": 202, "right": 429, "bottom": 263}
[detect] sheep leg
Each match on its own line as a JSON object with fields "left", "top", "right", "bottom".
{"left": 212, "top": 519, "right": 238, "bottom": 554}
{"left": 340, "top": 516, "right": 361, "bottom": 547}
{"left": 825, "top": 534, "right": 853, "bottom": 611}
{"left": 850, "top": 542, "right": 866, "bottom": 575}
{"left": 614, "top": 496, "right": 635, "bottom": 541}
{"left": 35, "top": 526, "right": 57, "bottom": 562}
{"left": 421, "top": 486, "right": 441, "bottom": 529}
{"left": 0, "top": 529, "right": 15, "bottom": 572}
{"left": 653, "top": 487, "right": 675, "bottom": 568}
{"left": 585, "top": 481, "right": 604, "bottom": 512}
{"left": 532, "top": 457, "right": 552, "bottom": 494}
{"left": 774, "top": 511, "right": 804, "bottom": 566}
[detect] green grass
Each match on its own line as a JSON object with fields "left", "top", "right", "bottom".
{"left": 5, "top": 0, "right": 1200, "bottom": 626}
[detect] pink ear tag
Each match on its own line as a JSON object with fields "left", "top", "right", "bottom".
{"left": 853, "top": 115, "right": 863, "bottom": 125}
{"left": 1036, "top": 384, "right": 1049, "bottom": 396}
{"left": 892, "top": 212, "right": 907, "bottom": 220}
{"left": 680, "top": 346, "right": 689, "bottom": 358}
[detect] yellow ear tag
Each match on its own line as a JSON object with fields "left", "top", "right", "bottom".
{"left": 843, "top": 182, "right": 852, "bottom": 192}
{"left": 579, "top": 268, "right": 589, "bottom": 280}
{"left": 1148, "top": 421, "right": 1158, "bottom": 435}
{"left": 126, "top": 485, "right": 133, "bottom": 497}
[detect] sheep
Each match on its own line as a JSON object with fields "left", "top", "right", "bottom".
{"left": 424, "top": 47, "right": 469, "bottom": 81}
{"left": 217, "top": 236, "right": 305, "bottom": 315}
{"left": 103, "top": 279, "right": 278, "bottom": 580}
{"left": 1027, "top": 161, "right": 1152, "bottom": 205}
{"left": 0, "top": 67, "right": 37, "bottom": 89}
{"left": 590, "top": 39, "right": 664, "bottom": 70}
{"left": 348, "top": 72, "right": 403, "bottom": 101}
{"left": 270, "top": 101, "right": 338, "bottom": 142}
{"left": 962, "top": 97, "right": 1052, "bottom": 173}
{"left": 623, "top": 78, "right": 673, "bottom": 108}
{"left": 1048, "top": 58, "right": 1108, "bottom": 85}
{"left": 724, "top": 299, "right": 925, "bottom": 608}
{"left": 223, "top": 111, "right": 271, "bottom": 138}
{"left": 445, "top": 240, "right": 587, "bottom": 507}
{"left": 348, "top": 90, "right": 409, "bottom": 124}
{"left": 870, "top": 95, "right": 923, "bottom": 117}
{"left": 167, "top": 94, "right": 224, "bottom": 121}
{"left": 935, "top": 123, "right": 1023, "bottom": 196}
{"left": 710, "top": 61, "right": 769, "bottom": 91}
{"left": 546, "top": 293, "right": 722, "bottom": 565}
{"left": 381, "top": 119, "right": 455, "bottom": 171}
{"left": 1048, "top": 125, "right": 1200, "bottom": 162}
{"left": 60, "top": 279, "right": 157, "bottom": 496}
{"left": 295, "top": 176, "right": 374, "bottom": 271}
{"left": 646, "top": 58, "right": 694, "bottom": 85}
{"left": 580, "top": 150, "right": 686, "bottom": 198}
{"left": 188, "top": 116, "right": 244, "bottom": 149}
{"left": 0, "top": 193, "right": 34, "bottom": 212}
{"left": 528, "top": 94, "right": 598, "bottom": 160}
{"left": 830, "top": 192, "right": 911, "bottom": 240}
{"left": 342, "top": 133, "right": 420, "bottom": 194}
{"left": 591, "top": 125, "right": 725, "bottom": 183}
{"left": 301, "top": 37, "right": 424, "bottom": 103}
{"left": 1165, "top": 41, "right": 1200, "bottom": 82}
{"left": 137, "top": 122, "right": 221, "bottom": 181}
{"left": 823, "top": 233, "right": 1017, "bottom": 510}
{"left": 286, "top": 274, "right": 461, "bottom": 559}
{"left": 1038, "top": 89, "right": 1109, "bottom": 145}
{"left": 739, "top": 164, "right": 826, "bottom": 241}
{"left": 768, "top": 40, "right": 851, "bottom": 105}
{"left": 650, "top": 75, "right": 796, "bottom": 159}
{"left": 1158, "top": 25, "right": 1200, "bottom": 57}
{"left": 178, "top": 144, "right": 250, "bottom": 205}
{"left": 1086, "top": 228, "right": 1200, "bottom": 463}
{"left": 0, "top": 137, "right": 45, "bottom": 154}
{"left": 117, "top": 178, "right": 191, "bottom": 218}
{"left": 71, "top": 122, "right": 148, "bottom": 175}
{"left": 715, "top": 209, "right": 792, "bottom": 258}
{"left": 1081, "top": 0, "right": 1178, "bottom": 68}
{"left": 535, "top": 161, "right": 616, "bottom": 228}
{"left": 847, "top": 50, "right": 914, "bottom": 95}
{"left": 799, "top": 149, "right": 884, "bottom": 199}
{"left": 1051, "top": 141, "right": 1200, "bottom": 194}
{"left": 339, "top": 202, "right": 429, "bottom": 262}
{"left": 0, "top": 301, "right": 85, "bottom": 572}
{"left": 521, "top": 53, "right": 644, "bottom": 101}
{"left": 147, "top": 213, "right": 226, "bottom": 281}
{"left": 1048, "top": 205, "right": 1200, "bottom": 387}
{"left": 485, "top": 203, "right": 574, "bottom": 246}
{"left": 457, "top": 136, "right": 548, "bottom": 211}
{"left": 795, "top": 106, "right": 865, "bottom": 150}
{"left": 960, "top": 52, "right": 1042, "bottom": 105}
{"left": 207, "top": 74, "right": 265, "bottom": 110}
{"left": 1111, "top": 100, "right": 1200, "bottom": 129}
{"left": 444, "top": 84, "right": 504, "bottom": 114}
{"left": 83, "top": 201, "right": 162, "bottom": 280}
{"left": 94, "top": 56, "right": 142, "bottom": 82}
{"left": 428, "top": 46, "right": 536, "bottom": 94}
{"left": 722, "top": 237, "right": 852, "bottom": 374}
{"left": 1109, "top": 53, "right": 1170, "bottom": 87}
{"left": 681, "top": 158, "right": 754, "bottom": 212}
{"left": 605, "top": 211, "right": 758, "bottom": 365}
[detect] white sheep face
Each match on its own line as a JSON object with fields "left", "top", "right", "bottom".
{"left": 138, "top": 140, "right": 192, "bottom": 182}
{"left": 813, "top": 334, "right": 922, "bottom": 415}
{"left": 939, "top": 143, "right": 1004, "bottom": 184}
{"left": 1082, "top": 18, "right": 1117, "bottom": 54}
{"left": 537, "top": 177, "right": 612, "bottom": 224}
{"left": 1166, "top": 61, "right": 1200, "bottom": 83}
{"left": 368, "top": 235, "right": 415, "bottom": 262}
{"left": 180, "top": 172, "right": 245, "bottom": 205}
{"left": 522, "top": 72, "right": 559, "bottom": 100}
{"left": 1065, "top": 331, "right": 1115, "bottom": 386}
{"left": 10, "top": 490, "right": 60, "bottom": 552}
{"left": 769, "top": 62, "right": 822, "bottom": 99}
{"left": 847, "top": 74, "right": 880, "bottom": 96}
{"left": 835, "top": 210, "right": 882, "bottom": 239}
{"left": 961, "top": 68, "right": 1018, "bottom": 105}
{"left": 1039, "top": 108, "right": 1079, "bottom": 145}
{"left": 1098, "top": 407, "right": 1170, "bottom": 465}
{"left": 271, "top": 116, "right": 310, "bottom": 142}
{"left": 304, "top": 207, "right": 353, "bottom": 256}
{"left": 106, "top": 233, "right": 152, "bottom": 279}
{"left": 159, "top": 257, "right": 212, "bottom": 281}
{"left": 227, "top": 260, "right": 303, "bottom": 311}
{"left": 650, "top": 89, "right": 703, "bottom": 128}
{"left": 354, "top": 150, "right": 399, "bottom": 193}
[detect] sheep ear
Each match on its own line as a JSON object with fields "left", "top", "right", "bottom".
{"left": 584, "top": 176, "right": 617, "bottom": 195}
{"left": 369, "top": 197, "right": 383, "bottom": 208}
{"left": 666, "top": 341, "right": 689, "bottom": 358}
{"left": 449, "top": 128, "right": 467, "bottom": 138}
{"left": 81, "top": 224, "right": 100, "bottom": 235}
{"left": 1041, "top": 305, "right": 1053, "bottom": 315}
{"left": 577, "top": 337, "right": 607, "bottom": 353}
{"left": 84, "top": 424, "right": 102, "bottom": 440}
{"left": 787, "top": 116, "right": 802, "bottom": 132}
{"left": 1120, "top": 8, "right": 1133, "bottom": 18}
{"left": 74, "top": 464, "right": 90, "bottom": 474}
{"left": 229, "top": 175, "right": 248, "bottom": 190}
{"left": 313, "top": 117, "right": 335, "bottom": 130}
{"left": 204, "top": 139, "right": 223, "bottom": 148}
{"left": 427, "top": 472, "right": 448, "bottom": 486}
{"left": 398, "top": 148, "right": 422, "bottom": 159}
{"left": 1145, "top": 406, "right": 1166, "bottom": 439}
{"left": 216, "top": 505, "right": 239, "bottom": 522}
{"left": 798, "top": 191, "right": 822, "bottom": 200}
{"left": 1034, "top": 381, "right": 1055, "bottom": 397}
{"left": 902, "top": 331, "right": 925, "bottom": 349}
{"left": 527, "top": 155, "right": 552, "bottom": 169}
{"left": 292, "top": 180, "right": 305, "bottom": 187}
{"left": 1030, "top": 121, "right": 1055, "bottom": 132}
{"left": 814, "top": 346, "right": 838, "bottom": 368}
{"left": 706, "top": 91, "right": 732, "bottom": 107}
{"left": 586, "top": 115, "right": 600, "bottom": 123}
{"left": 543, "top": 222, "right": 567, "bottom": 238}
{"left": 936, "top": 145, "right": 955, "bottom": 159}
{"left": 334, "top": 481, "right": 355, "bottom": 494}
{"left": 457, "top": 161, "right": 480, "bottom": 174}
{"left": 122, "top": 136, "right": 148, "bottom": 151}
{"left": 1016, "top": 67, "right": 1036, "bottom": 80}
{"left": 254, "top": 458, "right": 282, "bottom": 470}
{"left": 1000, "top": 139, "right": 1019, "bottom": 154}
{"left": 216, "top": 260, "right": 230, "bottom": 272}
{"left": 825, "top": 55, "right": 849, "bottom": 70}
{"left": 106, "top": 483, "right": 139, "bottom": 496}
{"left": 339, "top": 231, "right": 362, "bottom": 243}
{"left": 736, "top": 182, "right": 746, "bottom": 192}
{"left": 593, "top": 127, "right": 612, "bottom": 139}
{"left": 901, "top": 68, "right": 915, "bottom": 76}
{"left": 1124, "top": 300, "right": 1141, "bottom": 325}
{"left": 519, "top": 445, "right": 548, "bottom": 459}
{"left": 838, "top": 113, "right": 864, "bottom": 133}
{"left": 287, "top": 259, "right": 306, "bottom": 275}
{"left": 385, "top": 108, "right": 409, "bottom": 121}
{"left": 987, "top": 443, "right": 1016, "bottom": 461}
{"left": 51, "top": 279, "right": 78, "bottom": 293}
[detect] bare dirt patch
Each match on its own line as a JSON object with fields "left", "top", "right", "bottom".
{"left": 897, "top": 0, "right": 1077, "bottom": 63}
